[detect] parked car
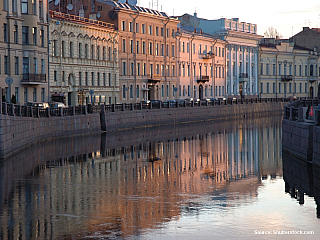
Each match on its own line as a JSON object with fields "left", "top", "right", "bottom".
{"left": 187, "top": 98, "right": 200, "bottom": 102}
{"left": 150, "top": 100, "right": 162, "bottom": 103}
{"left": 140, "top": 100, "right": 150, "bottom": 105}
{"left": 25, "top": 102, "right": 49, "bottom": 109}
{"left": 163, "top": 100, "right": 177, "bottom": 107}
{"left": 49, "top": 102, "right": 66, "bottom": 108}
{"left": 178, "top": 99, "right": 187, "bottom": 106}
{"left": 150, "top": 100, "right": 162, "bottom": 107}
{"left": 202, "top": 98, "right": 218, "bottom": 103}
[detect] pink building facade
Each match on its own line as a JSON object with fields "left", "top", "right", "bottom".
{"left": 177, "top": 29, "right": 226, "bottom": 100}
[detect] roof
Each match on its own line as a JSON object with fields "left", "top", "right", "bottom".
{"left": 97, "top": 0, "right": 170, "bottom": 18}
{"left": 293, "top": 45, "right": 313, "bottom": 51}
{"left": 179, "top": 27, "right": 217, "bottom": 38}
{"left": 259, "top": 42, "right": 313, "bottom": 52}
{"left": 49, "top": 10, "right": 115, "bottom": 30}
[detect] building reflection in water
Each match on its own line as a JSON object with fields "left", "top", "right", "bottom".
{"left": 282, "top": 152, "right": 320, "bottom": 218}
{"left": 0, "top": 117, "right": 283, "bottom": 239}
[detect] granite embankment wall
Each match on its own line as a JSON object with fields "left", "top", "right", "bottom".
{"left": 0, "top": 113, "right": 101, "bottom": 159}
{"left": 101, "top": 102, "right": 286, "bottom": 131}
{"left": 0, "top": 101, "right": 286, "bottom": 159}
{"left": 282, "top": 105, "right": 320, "bottom": 167}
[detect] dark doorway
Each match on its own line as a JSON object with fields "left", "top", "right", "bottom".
{"left": 199, "top": 85, "right": 203, "bottom": 100}
{"left": 310, "top": 86, "right": 314, "bottom": 98}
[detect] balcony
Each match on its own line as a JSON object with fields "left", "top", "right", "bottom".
{"left": 239, "top": 73, "right": 248, "bottom": 82}
{"left": 147, "top": 74, "right": 161, "bottom": 84}
{"left": 199, "top": 51, "right": 215, "bottom": 59}
{"left": 196, "top": 75, "right": 209, "bottom": 83}
{"left": 308, "top": 76, "right": 318, "bottom": 83}
{"left": 281, "top": 75, "right": 293, "bottom": 81}
{"left": 21, "top": 73, "right": 47, "bottom": 85}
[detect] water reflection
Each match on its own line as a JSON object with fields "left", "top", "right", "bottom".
{"left": 0, "top": 116, "right": 289, "bottom": 239}
{"left": 282, "top": 152, "right": 320, "bottom": 218}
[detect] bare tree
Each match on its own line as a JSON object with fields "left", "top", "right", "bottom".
{"left": 264, "top": 27, "right": 283, "bottom": 39}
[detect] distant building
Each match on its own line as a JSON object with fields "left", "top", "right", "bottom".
{"left": 177, "top": 28, "right": 226, "bottom": 100}
{"left": 177, "top": 13, "right": 262, "bottom": 99}
{"left": 49, "top": 10, "right": 119, "bottom": 106}
{"left": 259, "top": 38, "right": 319, "bottom": 99}
{"left": 0, "top": 0, "right": 49, "bottom": 104}
{"left": 290, "top": 27, "right": 320, "bottom": 51}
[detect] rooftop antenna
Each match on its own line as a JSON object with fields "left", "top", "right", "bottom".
{"left": 149, "top": 0, "right": 158, "bottom": 10}
{"left": 66, "top": 4, "right": 73, "bottom": 14}
{"left": 91, "top": 0, "right": 95, "bottom": 13}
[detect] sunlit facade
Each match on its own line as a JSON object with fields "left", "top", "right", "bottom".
{"left": 0, "top": 0, "right": 49, "bottom": 104}
{"left": 49, "top": 11, "right": 119, "bottom": 106}
{"left": 177, "top": 14, "right": 262, "bottom": 99}
{"left": 259, "top": 38, "right": 320, "bottom": 99}
{"left": 177, "top": 28, "right": 226, "bottom": 100}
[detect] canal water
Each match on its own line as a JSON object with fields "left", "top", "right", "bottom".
{"left": 0, "top": 115, "right": 319, "bottom": 239}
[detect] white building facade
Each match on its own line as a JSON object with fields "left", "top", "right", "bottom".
{"left": 49, "top": 11, "right": 119, "bottom": 106}
{"left": 178, "top": 15, "right": 262, "bottom": 99}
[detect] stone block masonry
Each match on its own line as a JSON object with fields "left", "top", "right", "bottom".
{"left": 314, "top": 127, "right": 320, "bottom": 166}
{"left": 282, "top": 119, "right": 315, "bottom": 161}
{"left": 0, "top": 114, "right": 101, "bottom": 159}
{"left": 101, "top": 102, "right": 286, "bottom": 132}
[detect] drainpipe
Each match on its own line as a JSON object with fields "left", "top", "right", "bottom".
{"left": 176, "top": 30, "right": 182, "bottom": 99}
{"left": 293, "top": 53, "right": 296, "bottom": 96}
{"left": 110, "top": 30, "right": 119, "bottom": 104}
{"left": 7, "top": 16, "right": 11, "bottom": 102}
{"left": 47, "top": 6, "right": 50, "bottom": 102}
{"left": 162, "top": 17, "right": 170, "bottom": 100}
{"left": 307, "top": 57, "right": 310, "bottom": 98}
{"left": 211, "top": 39, "right": 217, "bottom": 98}
{"left": 189, "top": 34, "right": 195, "bottom": 98}
{"left": 129, "top": 11, "right": 139, "bottom": 103}
{"left": 275, "top": 51, "right": 278, "bottom": 99}
{"left": 258, "top": 47, "right": 262, "bottom": 99}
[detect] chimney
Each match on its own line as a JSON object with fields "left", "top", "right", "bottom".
{"left": 194, "top": 12, "right": 197, "bottom": 18}
{"left": 303, "top": 27, "right": 309, "bottom": 31}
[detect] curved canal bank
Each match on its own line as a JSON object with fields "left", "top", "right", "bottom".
{"left": 282, "top": 99, "right": 320, "bottom": 167}
{"left": 0, "top": 101, "right": 286, "bottom": 159}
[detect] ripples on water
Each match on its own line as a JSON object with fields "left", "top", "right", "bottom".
{"left": 0, "top": 116, "right": 319, "bottom": 239}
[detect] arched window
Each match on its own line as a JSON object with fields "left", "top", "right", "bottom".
{"left": 161, "top": 85, "right": 164, "bottom": 97}
{"left": 130, "top": 85, "right": 133, "bottom": 98}
{"left": 122, "top": 85, "right": 126, "bottom": 98}
{"left": 136, "top": 85, "right": 140, "bottom": 98}
{"left": 310, "top": 65, "right": 314, "bottom": 76}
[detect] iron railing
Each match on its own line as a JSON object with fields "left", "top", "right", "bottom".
{"left": 1, "top": 97, "right": 316, "bottom": 119}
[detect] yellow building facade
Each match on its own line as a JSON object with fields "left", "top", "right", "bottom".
{"left": 0, "top": 0, "right": 49, "bottom": 104}
{"left": 259, "top": 39, "right": 319, "bottom": 99}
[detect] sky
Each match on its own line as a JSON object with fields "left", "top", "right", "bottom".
{"left": 138, "top": 0, "right": 320, "bottom": 38}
